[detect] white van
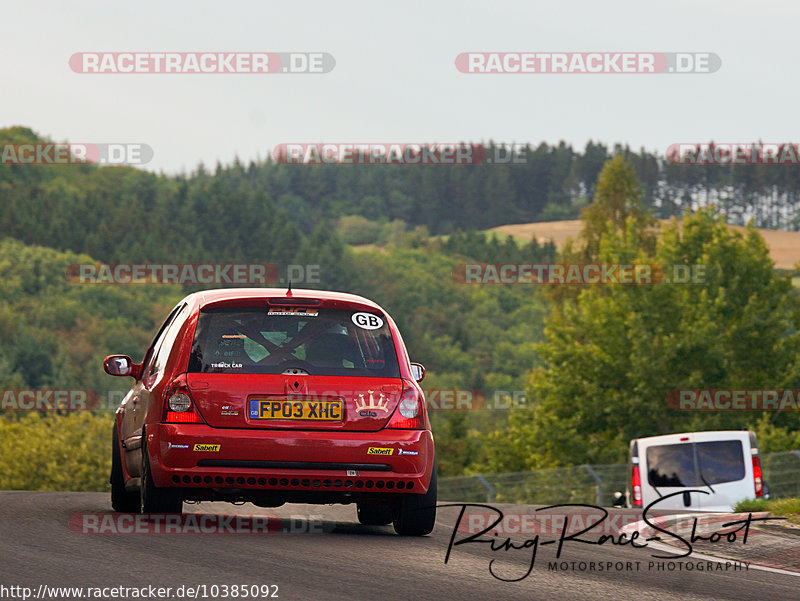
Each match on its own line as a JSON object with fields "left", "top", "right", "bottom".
{"left": 623, "top": 430, "right": 765, "bottom": 511}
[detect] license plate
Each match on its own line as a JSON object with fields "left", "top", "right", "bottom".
{"left": 249, "top": 399, "right": 343, "bottom": 421}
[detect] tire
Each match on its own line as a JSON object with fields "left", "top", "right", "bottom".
{"left": 110, "top": 426, "right": 140, "bottom": 513}
{"left": 357, "top": 503, "right": 394, "bottom": 526}
{"left": 140, "top": 438, "right": 183, "bottom": 514}
{"left": 393, "top": 463, "right": 437, "bottom": 536}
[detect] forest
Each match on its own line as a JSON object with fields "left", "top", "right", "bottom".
{"left": 1, "top": 127, "right": 799, "bottom": 490}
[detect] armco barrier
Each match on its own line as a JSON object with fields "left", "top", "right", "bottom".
{"left": 440, "top": 451, "right": 800, "bottom": 505}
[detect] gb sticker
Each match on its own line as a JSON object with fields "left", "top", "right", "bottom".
{"left": 352, "top": 312, "right": 383, "bottom": 330}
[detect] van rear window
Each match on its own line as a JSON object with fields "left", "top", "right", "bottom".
{"left": 646, "top": 440, "right": 745, "bottom": 487}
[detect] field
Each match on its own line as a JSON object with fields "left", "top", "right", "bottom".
{"left": 490, "top": 219, "right": 800, "bottom": 270}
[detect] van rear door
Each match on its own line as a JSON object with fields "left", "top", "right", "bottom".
{"left": 691, "top": 431, "right": 751, "bottom": 511}
{"left": 640, "top": 433, "right": 702, "bottom": 510}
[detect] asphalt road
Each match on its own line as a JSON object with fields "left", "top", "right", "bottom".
{"left": 0, "top": 491, "right": 796, "bottom": 600}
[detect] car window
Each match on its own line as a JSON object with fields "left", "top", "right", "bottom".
{"left": 647, "top": 443, "right": 696, "bottom": 487}
{"left": 188, "top": 307, "right": 400, "bottom": 378}
{"left": 141, "top": 304, "right": 184, "bottom": 374}
{"left": 146, "top": 303, "right": 189, "bottom": 377}
{"left": 695, "top": 440, "right": 745, "bottom": 485}
{"left": 646, "top": 440, "right": 745, "bottom": 487}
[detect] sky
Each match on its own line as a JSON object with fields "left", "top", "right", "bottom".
{"left": 1, "top": 0, "right": 798, "bottom": 173}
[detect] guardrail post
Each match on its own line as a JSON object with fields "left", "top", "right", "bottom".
{"left": 583, "top": 465, "right": 603, "bottom": 506}
{"left": 474, "top": 474, "right": 495, "bottom": 503}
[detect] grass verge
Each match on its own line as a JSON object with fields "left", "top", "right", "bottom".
{"left": 734, "top": 497, "right": 800, "bottom": 525}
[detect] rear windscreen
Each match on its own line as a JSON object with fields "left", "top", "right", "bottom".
{"left": 188, "top": 307, "right": 400, "bottom": 378}
{"left": 646, "top": 440, "right": 745, "bottom": 487}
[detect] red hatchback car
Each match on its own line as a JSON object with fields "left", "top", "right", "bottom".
{"left": 105, "top": 288, "right": 436, "bottom": 535}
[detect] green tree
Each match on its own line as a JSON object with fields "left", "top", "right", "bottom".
{"left": 477, "top": 207, "right": 800, "bottom": 472}
{"left": 577, "top": 154, "right": 656, "bottom": 261}
{"left": 0, "top": 413, "right": 113, "bottom": 491}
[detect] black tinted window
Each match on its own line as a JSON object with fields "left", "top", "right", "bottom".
{"left": 647, "top": 444, "right": 697, "bottom": 487}
{"left": 188, "top": 307, "right": 400, "bottom": 378}
{"left": 646, "top": 440, "right": 745, "bottom": 487}
{"left": 696, "top": 440, "right": 745, "bottom": 485}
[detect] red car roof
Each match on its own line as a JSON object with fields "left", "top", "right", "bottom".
{"left": 184, "top": 288, "right": 385, "bottom": 312}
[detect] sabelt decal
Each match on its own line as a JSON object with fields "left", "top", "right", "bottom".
{"left": 193, "top": 444, "right": 221, "bottom": 452}
{"left": 366, "top": 447, "right": 393, "bottom": 456}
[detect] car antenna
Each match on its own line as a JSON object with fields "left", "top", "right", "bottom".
{"left": 286, "top": 281, "right": 293, "bottom": 297}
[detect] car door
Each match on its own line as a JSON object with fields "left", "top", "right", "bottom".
{"left": 121, "top": 303, "right": 187, "bottom": 476}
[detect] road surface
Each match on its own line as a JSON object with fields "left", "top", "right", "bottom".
{"left": 0, "top": 491, "right": 796, "bottom": 600}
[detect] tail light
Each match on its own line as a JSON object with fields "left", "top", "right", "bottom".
{"left": 752, "top": 456, "right": 764, "bottom": 497}
{"left": 632, "top": 464, "right": 642, "bottom": 507}
{"left": 163, "top": 374, "right": 204, "bottom": 424}
{"left": 387, "top": 383, "right": 425, "bottom": 429}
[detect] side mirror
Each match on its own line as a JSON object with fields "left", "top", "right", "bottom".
{"left": 410, "top": 362, "right": 425, "bottom": 382}
{"left": 104, "top": 355, "right": 141, "bottom": 379}
{"left": 612, "top": 491, "right": 626, "bottom": 508}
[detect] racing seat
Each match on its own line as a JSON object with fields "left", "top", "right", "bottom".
{"left": 305, "top": 333, "right": 364, "bottom": 369}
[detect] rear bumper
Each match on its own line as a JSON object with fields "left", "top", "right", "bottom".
{"left": 144, "top": 423, "right": 435, "bottom": 495}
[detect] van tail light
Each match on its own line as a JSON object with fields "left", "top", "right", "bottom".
{"left": 752, "top": 456, "right": 764, "bottom": 497}
{"left": 387, "top": 383, "right": 425, "bottom": 430}
{"left": 163, "top": 374, "right": 204, "bottom": 424}
{"left": 632, "top": 464, "right": 642, "bottom": 507}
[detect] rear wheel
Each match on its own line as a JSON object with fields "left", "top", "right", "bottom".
{"left": 357, "top": 503, "right": 393, "bottom": 526}
{"left": 140, "top": 438, "right": 183, "bottom": 514}
{"left": 393, "top": 463, "right": 437, "bottom": 536}
{"left": 110, "top": 426, "right": 140, "bottom": 513}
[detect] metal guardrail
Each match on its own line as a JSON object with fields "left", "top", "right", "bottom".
{"left": 440, "top": 451, "right": 800, "bottom": 505}
{"left": 762, "top": 451, "right": 800, "bottom": 499}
